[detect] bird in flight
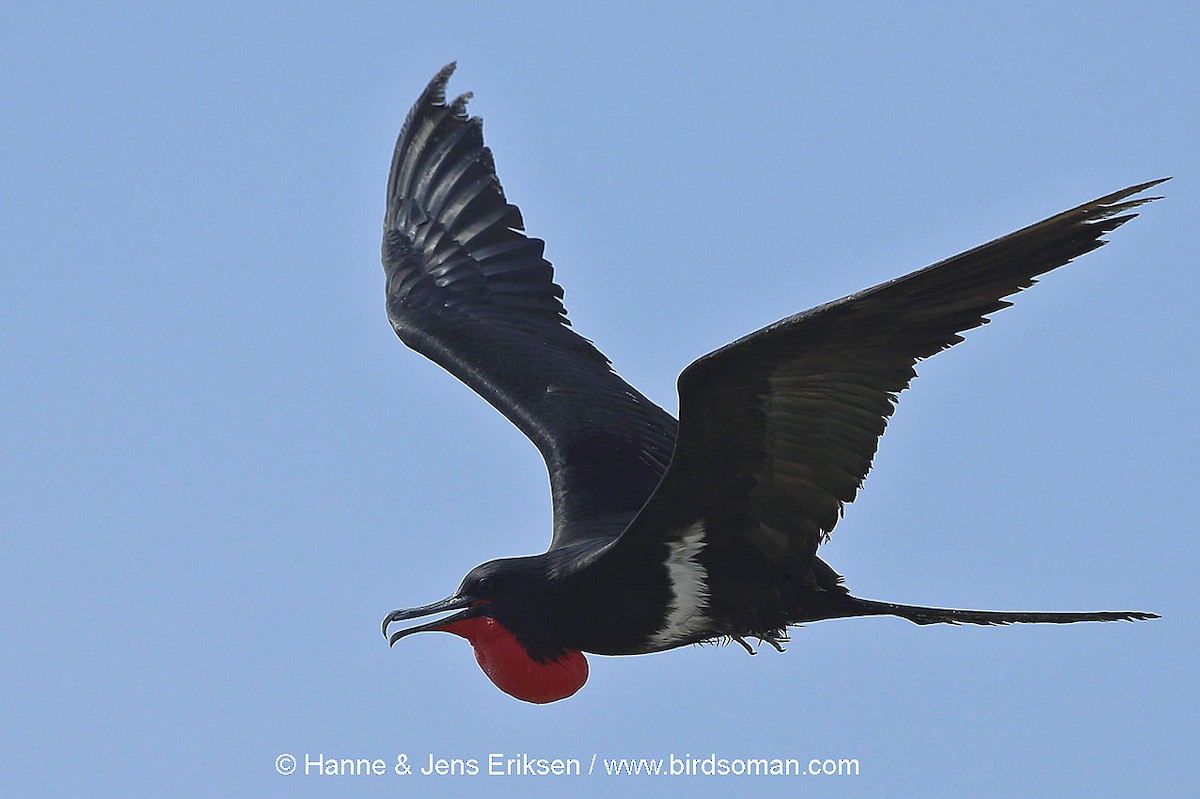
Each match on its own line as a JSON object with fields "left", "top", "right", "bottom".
{"left": 380, "top": 63, "right": 1160, "bottom": 704}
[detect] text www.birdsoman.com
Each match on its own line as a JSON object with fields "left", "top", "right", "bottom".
{"left": 274, "top": 752, "right": 860, "bottom": 779}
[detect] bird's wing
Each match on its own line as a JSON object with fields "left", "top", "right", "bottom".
{"left": 610, "top": 180, "right": 1165, "bottom": 582}
{"left": 384, "top": 64, "right": 677, "bottom": 547}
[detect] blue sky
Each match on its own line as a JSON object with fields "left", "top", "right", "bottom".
{"left": 3, "top": 2, "right": 1196, "bottom": 797}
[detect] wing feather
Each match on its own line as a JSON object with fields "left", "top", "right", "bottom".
{"left": 384, "top": 65, "right": 677, "bottom": 547}
{"left": 614, "top": 180, "right": 1166, "bottom": 581}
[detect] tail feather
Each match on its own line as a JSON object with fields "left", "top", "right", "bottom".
{"left": 845, "top": 597, "right": 1157, "bottom": 626}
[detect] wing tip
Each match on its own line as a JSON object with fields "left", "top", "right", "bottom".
{"left": 425, "top": 61, "right": 458, "bottom": 106}
{"left": 1076, "top": 177, "right": 1169, "bottom": 243}
{"left": 411, "top": 62, "right": 470, "bottom": 119}
{"left": 1088, "top": 176, "right": 1170, "bottom": 215}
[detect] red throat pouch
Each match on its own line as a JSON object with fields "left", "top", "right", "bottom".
{"left": 437, "top": 615, "right": 588, "bottom": 704}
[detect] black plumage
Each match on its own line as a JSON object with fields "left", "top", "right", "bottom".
{"left": 381, "top": 64, "right": 1158, "bottom": 700}
{"left": 383, "top": 63, "right": 675, "bottom": 546}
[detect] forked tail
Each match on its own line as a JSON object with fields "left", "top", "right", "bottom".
{"left": 845, "top": 597, "right": 1157, "bottom": 626}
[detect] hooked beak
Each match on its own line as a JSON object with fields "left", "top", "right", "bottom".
{"left": 381, "top": 595, "right": 485, "bottom": 647}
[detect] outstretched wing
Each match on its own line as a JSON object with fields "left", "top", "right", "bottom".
{"left": 383, "top": 64, "right": 677, "bottom": 547}
{"left": 613, "top": 179, "right": 1166, "bottom": 582}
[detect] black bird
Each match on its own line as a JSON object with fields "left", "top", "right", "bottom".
{"left": 380, "top": 63, "right": 1160, "bottom": 704}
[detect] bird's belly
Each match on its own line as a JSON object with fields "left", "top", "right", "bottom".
{"left": 643, "top": 525, "right": 716, "bottom": 649}
{"left": 579, "top": 624, "right": 719, "bottom": 656}
{"left": 641, "top": 621, "right": 721, "bottom": 653}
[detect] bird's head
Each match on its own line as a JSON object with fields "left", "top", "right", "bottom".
{"left": 382, "top": 556, "right": 588, "bottom": 704}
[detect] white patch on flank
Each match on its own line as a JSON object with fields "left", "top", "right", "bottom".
{"left": 647, "top": 523, "right": 712, "bottom": 649}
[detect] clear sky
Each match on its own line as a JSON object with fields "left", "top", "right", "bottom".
{"left": 3, "top": 2, "right": 1196, "bottom": 797}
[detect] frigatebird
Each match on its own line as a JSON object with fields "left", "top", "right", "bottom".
{"left": 380, "top": 63, "right": 1160, "bottom": 704}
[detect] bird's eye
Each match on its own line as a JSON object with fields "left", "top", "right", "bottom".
{"left": 475, "top": 577, "right": 495, "bottom": 597}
